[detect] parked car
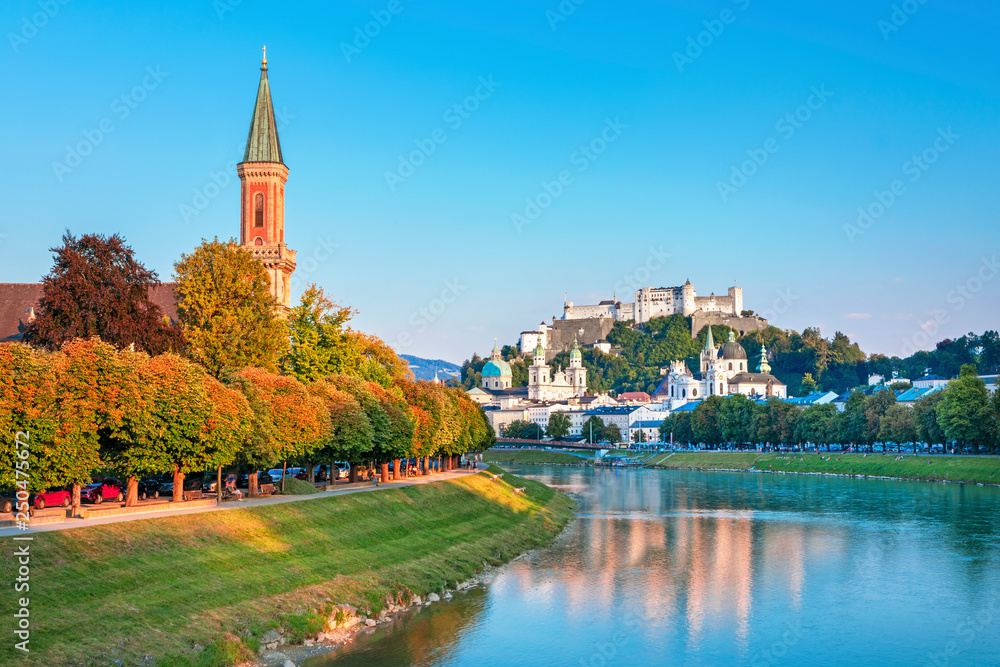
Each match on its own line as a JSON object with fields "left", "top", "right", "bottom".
{"left": 0, "top": 490, "right": 16, "bottom": 514}
{"left": 236, "top": 470, "right": 275, "bottom": 488}
{"left": 137, "top": 478, "right": 161, "bottom": 500}
{"left": 160, "top": 474, "right": 205, "bottom": 498}
{"left": 82, "top": 478, "right": 124, "bottom": 504}
{"left": 203, "top": 472, "right": 239, "bottom": 494}
{"left": 29, "top": 486, "right": 72, "bottom": 510}
{"left": 333, "top": 462, "right": 350, "bottom": 480}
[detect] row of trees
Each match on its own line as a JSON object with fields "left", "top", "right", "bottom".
{"left": 2, "top": 233, "right": 494, "bottom": 506}
{"left": 0, "top": 339, "right": 493, "bottom": 504}
{"left": 499, "top": 415, "right": 623, "bottom": 445}
{"left": 659, "top": 366, "right": 999, "bottom": 453}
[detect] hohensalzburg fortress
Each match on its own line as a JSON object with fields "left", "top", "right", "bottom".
{"left": 562, "top": 281, "right": 743, "bottom": 323}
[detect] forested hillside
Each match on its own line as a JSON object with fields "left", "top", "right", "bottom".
{"left": 456, "top": 315, "right": 1000, "bottom": 398}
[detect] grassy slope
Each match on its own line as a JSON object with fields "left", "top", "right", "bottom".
{"left": 483, "top": 449, "right": 589, "bottom": 464}
{"left": 651, "top": 452, "right": 1000, "bottom": 484}
{"left": 1, "top": 470, "right": 575, "bottom": 667}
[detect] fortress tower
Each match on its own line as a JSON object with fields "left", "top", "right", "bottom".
{"left": 238, "top": 49, "right": 296, "bottom": 310}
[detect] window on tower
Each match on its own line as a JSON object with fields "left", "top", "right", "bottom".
{"left": 254, "top": 193, "right": 264, "bottom": 227}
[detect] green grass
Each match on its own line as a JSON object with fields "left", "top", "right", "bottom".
{"left": 0, "top": 468, "right": 575, "bottom": 667}
{"left": 482, "top": 448, "right": 590, "bottom": 465}
{"left": 650, "top": 452, "right": 1000, "bottom": 484}
{"left": 276, "top": 477, "right": 320, "bottom": 495}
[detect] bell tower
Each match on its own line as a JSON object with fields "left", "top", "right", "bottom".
{"left": 238, "top": 47, "right": 296, "bottom": 311}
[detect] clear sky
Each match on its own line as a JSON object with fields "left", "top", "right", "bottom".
{"left": 2, "top": 0, "right": 998, "bottom": 363}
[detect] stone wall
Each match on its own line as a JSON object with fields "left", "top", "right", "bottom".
{"left": 690, "top": 313, "right": 768, "bottom": 338}
{"left": 546, "top": 317, "right": 616, "bottom": 361}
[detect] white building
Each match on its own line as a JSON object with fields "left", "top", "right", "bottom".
{"left": 528, "top": 339, "right": 588, "bottom": 401}
{"left": 661, "top": 330, "right": 786, "bottom": 409}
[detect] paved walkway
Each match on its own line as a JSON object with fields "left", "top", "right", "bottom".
{"left": 0, "top": 467, "right": 483, "bottom": 537}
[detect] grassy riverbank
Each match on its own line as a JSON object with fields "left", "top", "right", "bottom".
{"left": 649, "top": 452, "right": 1000, "bottom": 484}
{"left": 1, "top": 469, "right": 575, "bottom": 667}
{"left": 483, "top": 448, "right": 590, "bottom": 464}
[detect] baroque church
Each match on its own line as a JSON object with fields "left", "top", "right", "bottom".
{"left": 660, "top": 329, "right": 787, "bottom": 408}
{"left": 0, "top": 52, "right": 294, "bottom": 341}
{"left": 472, "top": 338, "right": 588, "bottom": 403}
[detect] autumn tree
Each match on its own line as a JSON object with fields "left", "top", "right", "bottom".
{"left": 309, "top": 380, "right": 374, "bottom": 480}
{"left": 174, "top": 238, "right": 287, "bottom": 376}
{"left": 24, "top": 231, "right": 182, "bottom": 354}
{"left": 236, "top": 368, "right": 329, "bottom": 492}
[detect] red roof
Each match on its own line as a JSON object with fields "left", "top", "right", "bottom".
{"left": 618, "top": 391, "right": 651, "bottom": 402}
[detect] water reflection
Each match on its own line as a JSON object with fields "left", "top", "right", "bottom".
{"left": 308, "top": 467, "right": 1000, "bottom": 667}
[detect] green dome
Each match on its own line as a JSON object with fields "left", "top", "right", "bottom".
{"left": 533, "top": 342, "right": 545, "bottom": 357}
{"left": 482, "top": 359, "right": 512, "bottom": 377}
{"left": 570, "top": 339, "right": 582, "bottom": 359}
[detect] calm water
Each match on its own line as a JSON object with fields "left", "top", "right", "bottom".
{"left": 305, "top": 466, "right": 1000, "bottom": 667}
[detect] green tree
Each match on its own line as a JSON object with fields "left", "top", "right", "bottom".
{"left": 24, "top": 231, "right": 183, "bottom": 354}
{"left": 794, "top": 403, "right": 839, "bottom": 450}
{"left": 582, "top": 416, "right": 605, "bottom": 444}
{"left": 174, "top": 238, "right": 287, "bottom": 376}
{"left": 879, "top": 404, "right": 916, "bottom": 449}
{"left": 603, "top": 423, "right": 623, "bottom": 445}
{"left": 282, "top": 285, "right": 357, "bottom": 383}
{"left": 547, "top": 412, "right": 571, "bottom": 440}
{"left": 863, "top": 389, "right": 897, "bottom": 448}
{"left": 800, "top": 373, "right": 819, "bottom": 394}
{"left": 718, "top": 394, "right": 758, "bottom": 446}
{"left": 502, "top": 419, "right": 543, "bottom": 440}
{"left": 913, "top": 390, "right": 946, "bottom": 450}
{"left": 753, "top": 399, "right": 799, "bottom": 446}
{"left": 692, "top": 396, "right": 724, "bottom": 447}
{"left": 937, "top": 365, "right": 992, "bottom": 454}
{"left": 839, "top": 390, "right": 867, "bottom": 448}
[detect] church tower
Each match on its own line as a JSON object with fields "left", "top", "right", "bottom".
{"left": 238, "top": 48, "right": 296, "bottom": 310}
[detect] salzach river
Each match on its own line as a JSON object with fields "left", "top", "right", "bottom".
{"left": 306, "top": 465, "right": 1000, "bottom": 666}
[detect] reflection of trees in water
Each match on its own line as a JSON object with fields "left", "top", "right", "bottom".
{"left": 305, "top": 590, "right": 487, "bottom": 667}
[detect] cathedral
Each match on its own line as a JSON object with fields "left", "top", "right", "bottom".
{"left": 661, "top": 329, "right": 786, "bottom": 408}
{"left": 528, "top": 338, "right": 587, "bottom": 401}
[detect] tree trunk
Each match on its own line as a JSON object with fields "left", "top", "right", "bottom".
{"left": 173, "top": 467, "right": 184, "bottom": 503}
{"left": 331, "top": 460, "right": 337, "bottom": 484}
{"left": 437, "top": 455, "right": 442, "bottom": 473}
{"left": 281, "top": 460, "right": 287, "bottom": 493}
{"left": 349, "top": 464, "right": 359, "bottom": 484}
{"left": 249, "top": 471, "right": 259, "bottom": 498}
{"left": 307, "top": 460, "right": 315, "bottom": 484}
{"left": 125, "top": 477, "right": 138, "bottom": 507}
{"left": 423, "top": 457, "right": 430, "bottom": 476}
{"left": 217, "top": 466, "right": 223, "bottom": 503}
{"left": 392, "top": 459, "right": 401, "bottom": 481}
{"left": 380, "top": 462, "right": 389, "bottom": 485}
{"left": 71, "top": 483, "right": 81, "bottom": 517}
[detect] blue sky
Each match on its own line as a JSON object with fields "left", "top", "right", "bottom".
{"left": 2, "top": 0, "right": 998, "bottom": 363}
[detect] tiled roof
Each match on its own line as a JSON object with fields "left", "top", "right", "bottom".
{"left": 0, "top": 282, "right": 180, "bottom": 343}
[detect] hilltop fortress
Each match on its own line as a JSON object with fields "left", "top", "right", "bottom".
{"left": 519, "top": 281, "right": 767, "bottom": 360}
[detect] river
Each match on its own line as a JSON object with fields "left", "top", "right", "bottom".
{"left": 304, "top": 465, "right": 1000, "bottom": 666}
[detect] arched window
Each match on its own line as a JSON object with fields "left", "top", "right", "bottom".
{"left": 728, "top": 362, "right": 733, "bottom": 371}
{"left": 739, "top": 363, "right": 744, "bottom": 371}
{"left": 719, "top": 383, "right": 723, "bottom": 394}
{"left": 254, "top": 193, "right": 264, "bottom": 227}
{"left": 671, "top": 386, "right": 675, "bottom": 397}
{"left": 682, "top": 389, "right": 686, "bottom": 398}
{"left": 693, "top": 389, "right": 698, "bottom": 397}
{"left": 253, "top": 237, "right": 263, "bottom": 246}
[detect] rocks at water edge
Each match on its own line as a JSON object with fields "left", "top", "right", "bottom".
{"left": 427, "top": 592, "right": 440, "bottom": 603}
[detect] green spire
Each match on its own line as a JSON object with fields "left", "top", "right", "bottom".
{"left": 728, "top": 331, "right": 736, "bottom": 343}
{"left": 704, "top": 326, "right": 715, "bottom": 352}
{"left": 243, "top": 51, "right": 284, "bottom": 164}
{"left": 757, "top": 344, "right": 771, "bottom": 374}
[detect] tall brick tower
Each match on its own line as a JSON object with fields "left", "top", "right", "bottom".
{"left": 238, "top": 48, "right": 296, "bottom": 311}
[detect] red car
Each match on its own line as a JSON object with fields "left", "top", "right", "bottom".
{"left": 81, "top": 478, "right": 125, "bottom": 504}
{"left": 29, "top": 487, "right": 72, "bottom": 510}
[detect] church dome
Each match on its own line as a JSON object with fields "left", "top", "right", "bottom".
{"left": 720, "top": 332, "right": 748, "bottom": 360}
{"left": 482, "top": 359, "right": 512, "bottom": 377}
{"left": 570, "top": 338, "right": 582, "bottom": 360}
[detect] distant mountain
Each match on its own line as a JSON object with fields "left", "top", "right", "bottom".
{"left": 400, "top": 355, "right": 462, "bottom": 382}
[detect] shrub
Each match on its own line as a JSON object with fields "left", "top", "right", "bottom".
{"left": 277, "top": 477, "right": 320, "bottom": 495}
